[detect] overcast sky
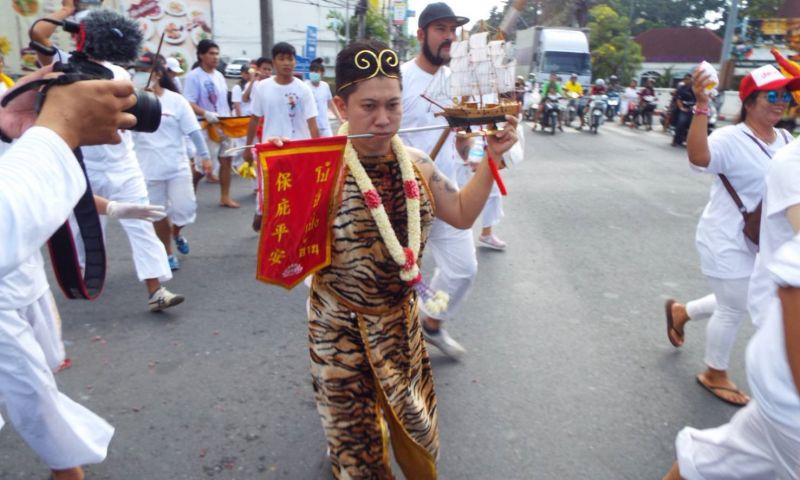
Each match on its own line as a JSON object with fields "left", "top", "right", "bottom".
{"left": 406, "top": 0, "right": 507, "bottom": 33}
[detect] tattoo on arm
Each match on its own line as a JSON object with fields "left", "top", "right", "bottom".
{"left": 414, "top": 153, "right": 433, "bottom": 165}
{"left": 430, "top": 168, "right": 458, "bottom": 193}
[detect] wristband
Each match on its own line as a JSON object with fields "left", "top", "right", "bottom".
{"left": 692, "top": 106, "right": 711, "bottom": 116}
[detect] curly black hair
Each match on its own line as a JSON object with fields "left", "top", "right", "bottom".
{"left": 81, "top": 10, "right": 143, "bottom": 64}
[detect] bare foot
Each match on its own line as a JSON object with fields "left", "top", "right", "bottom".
{"left": 697, "top": 371, "right": 750, "bottom": 406}
{"left": 206, "top": 175, "right": 220, "bottom": 184}
{"left": 220, "top": 199, "right": 240, "bottom": 208}
{"left": 52, "top": 466, "right": 84, "bottom": 480}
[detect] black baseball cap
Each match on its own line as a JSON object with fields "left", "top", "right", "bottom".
{"left": 418, "top": 2, "right": 469, "bottom": 29}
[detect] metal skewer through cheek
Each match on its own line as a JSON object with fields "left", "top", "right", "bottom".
{"left": 221, "top": 124, "right": 451, "bottom": 156}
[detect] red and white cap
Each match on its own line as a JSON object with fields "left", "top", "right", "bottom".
{"left": 739, "top": 64, "right": 800, "bottom": 100}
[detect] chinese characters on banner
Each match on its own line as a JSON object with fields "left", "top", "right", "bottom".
{"left": 255, "top": 137, "right": 348, "bottom": 289}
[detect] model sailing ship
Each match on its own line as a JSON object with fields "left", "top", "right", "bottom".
{"left": 424, "top": 30, "right": 520, "bottom": 136}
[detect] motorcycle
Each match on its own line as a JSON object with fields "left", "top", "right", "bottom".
{"left": 587, "top": 94, "right": 608, "bottom": 134}
{"left": 523, "top": 88, "right": 540, "bottom": 122}
{"left": 606, "top": 91, "right": 620, "bottom": 120}
{"left": 640, "top": 95, "right": 658, "bottom": 131}
{"left": 566, "top": 91, "right": 581, "bottom": 126}
{"left": 540, "top": 94, "right": 562, "bottom": 135}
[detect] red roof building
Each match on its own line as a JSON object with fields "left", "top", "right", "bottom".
{"left": 777, "top": 0, "right": 800, "bottom": 17}
{"left": 634, "top": 27, "right": 723, "bottom": 63}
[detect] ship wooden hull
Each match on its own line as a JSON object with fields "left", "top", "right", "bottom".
{"left": 434, "top": 102, "right": 521, "bottom": 129}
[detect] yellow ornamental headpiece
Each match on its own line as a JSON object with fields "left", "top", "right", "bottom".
{"left": 336, "top": 48, "right": 400, "bottom": 93}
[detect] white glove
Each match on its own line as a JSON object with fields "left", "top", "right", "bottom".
{"left": 203, "top": 111, "right": 220, "bottom": 124}
{"left": 106, "top": 201, "right": 167, "bottom": 222}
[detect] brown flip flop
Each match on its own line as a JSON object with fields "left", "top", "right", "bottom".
{"left": 696, "top": 375, "right": 749, "bottom": 407}
{"left": 664, "top": 299, "right": 684, "bottom": 347}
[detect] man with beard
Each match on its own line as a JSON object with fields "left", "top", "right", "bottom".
{"left": 400, "top": 2, "right": 473, "bottom": 358}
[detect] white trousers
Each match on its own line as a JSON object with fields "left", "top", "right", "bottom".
{"left": 689, "top": 277, "right": 749, "bottom": 371}
{"left": 77, "top": 169, "right": 172, "bottom": 282}
{"left": 676, "top": 401, "right": 800, "bottom": 480}
{"left": 421, "top": 219, "right": 478, "bottom": 321}
{"left": 146, "top": 174, "right": 197, "bottom": 228}
{"left": 482, "top": 193, "right": 504, "bottom": 229}
{"left": 456, "top": 163, "right": 504, "bottom": 229}
{"left": 0, "top": 292, "right": 114, "bottom": 469}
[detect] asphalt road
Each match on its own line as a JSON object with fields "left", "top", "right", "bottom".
{"left": 0, "top": 119, "right": 753, "bottom": 479}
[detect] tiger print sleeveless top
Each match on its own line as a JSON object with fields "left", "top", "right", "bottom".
{"left": 315, "top": 151, "right": 435, "bottom": 311}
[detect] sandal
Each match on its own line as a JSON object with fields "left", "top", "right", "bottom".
{"left": 696, "top": 375, "right": 749, "bottom": 407}
{"left": 664, "top": 299, "right": 684, "bottom": 347}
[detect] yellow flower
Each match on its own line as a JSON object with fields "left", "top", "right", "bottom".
{"left": 0, "top": 36, "right": 11, "bottom": 57}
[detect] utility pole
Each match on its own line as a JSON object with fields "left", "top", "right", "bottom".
{"left": 719, "top": 0, "right": 739, "bottom": 90}
{"left": 345, "top": 0, "right": 351, "bottom": 44}
{"left": 356, "top": 0, "right": 367, "bottom": 40}
{"left": 259, "top": 0, "right": 274, "bottom": 57}
{"left": 621, "top": 0, "right": 634, "bottom": 82}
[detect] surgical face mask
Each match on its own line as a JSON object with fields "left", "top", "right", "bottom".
{"left": 309, "top": 72, "right": 321, "bottom": 83}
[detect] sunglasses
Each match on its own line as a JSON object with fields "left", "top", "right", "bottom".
{"left": 766, "top": 90, "right": 793, "bottom": 104}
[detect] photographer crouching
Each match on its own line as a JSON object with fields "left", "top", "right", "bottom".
{"left": 0, "top": 78, "right": 137, "bottom": 480}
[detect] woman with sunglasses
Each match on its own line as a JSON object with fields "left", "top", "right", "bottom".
{"left": 664, "top": 65, "right": 798, "bottom": 408}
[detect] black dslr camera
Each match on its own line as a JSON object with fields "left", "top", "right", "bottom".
{"left": 2, "top": 12, "right": 161, "bottom": 134}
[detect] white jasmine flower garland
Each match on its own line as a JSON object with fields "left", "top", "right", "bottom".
{"left": 338, "top": 122, "right": 449, "bottom": 314}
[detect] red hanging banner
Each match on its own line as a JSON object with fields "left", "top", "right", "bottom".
{"left": 255, "top": 136, "right": 347, "bottom": 289}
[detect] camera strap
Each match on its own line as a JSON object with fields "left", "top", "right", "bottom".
{"left": 46, "top": 149, "right": 106, "bottom": 300}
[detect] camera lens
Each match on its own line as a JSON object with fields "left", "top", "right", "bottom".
{"left": 125, "top": 89, "right": 161, "bottom": 133}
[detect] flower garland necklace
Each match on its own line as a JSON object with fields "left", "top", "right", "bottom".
{"left": 339, "top": 122, "right": 449, "bottom": 314}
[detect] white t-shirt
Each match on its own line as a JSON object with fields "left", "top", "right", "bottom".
{"left": 748, "top": 138, "right": 800, "bottom": 327}
{"left": 183, "top": 67, "right": 231, "bottom": 116}
{"left": 0, "top": 127, "right": 86, "bottom": 309}
{"left": 231, "top": 82, "right": 252, "bottom": 117}
{"left": 251, "top": 77, "right": 318, "bottom": 141}
{"left": 399, "top": 60, "right": 459, "bottom": 183}
{"left": 307, "top": 80, "right": 333, "bottom": 132}
{"left": 81, "top": 63, "right": 142, "bottom": 176}
{"left": 746, "top": 233, "right": 800, "bottom": 430}
{"left": 133, "top": 89, "right": 201, "bottom": 181}
{"left": 693, "top": 123, "right": 792, "bottom": 279}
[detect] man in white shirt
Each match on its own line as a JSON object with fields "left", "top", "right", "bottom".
{"left": 183, "top": 39, "right": 240, "bottom": 208}
{"left": 307, "top": 60, "right": 342, "bottom": 137}
{"left": 400, "top": 2, "right": 472, "bottom": 359}
{"left": 30, "top": 8, "right": 184, "bottom": 312}
{"left": 244, "top": 42, "right": 320, "bottom": 230}
{"left": 0, "top": 77, "right": 132, "bottom": 480}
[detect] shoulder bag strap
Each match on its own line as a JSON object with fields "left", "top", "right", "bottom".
{"left": 718, "top": 174, "right": 748, "bottom": 216}
{"left": 717, "top": 130, "right": 773, "bottom": 218}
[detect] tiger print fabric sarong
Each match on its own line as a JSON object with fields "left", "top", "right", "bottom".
{"left": 309, "top": 152, "right": 438, "bottom": 479}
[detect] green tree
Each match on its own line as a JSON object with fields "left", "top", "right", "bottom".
{"left": 587, "top": 4, "right": 643, "bottom": 82}
{"left": 740, "top": 0, "right": 785, "bottom": 19}
{"left": 327, "top": 8, "right": 389, "bottom": 46}
{"left": 605, "top": 0, "right": 726, "bottom": 35}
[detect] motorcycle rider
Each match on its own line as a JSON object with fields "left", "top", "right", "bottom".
{"left": 591, "top": 78, "right": 608, "bottom": 95}
{"left": 579, "top": 79, "right": 608, "bottom": 130}
{"left": 564, "top": 73, "right": 583, "bottom": 126}
{"left": 638, "top": 77, "right": 657, "bottom": 131}
{"left": 672, "top": 73, "right": 696, "bottom": 146}
{"left": 537, "top": 72, "right": 563, "bottom": 131}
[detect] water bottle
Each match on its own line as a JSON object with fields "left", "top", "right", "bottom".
{"left": 467, "top": 137, "right": 485, "bottom": 167}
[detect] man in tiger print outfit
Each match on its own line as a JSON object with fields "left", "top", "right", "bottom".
{"left": 286, "top": 41, "right": 518, "bottom": 479}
